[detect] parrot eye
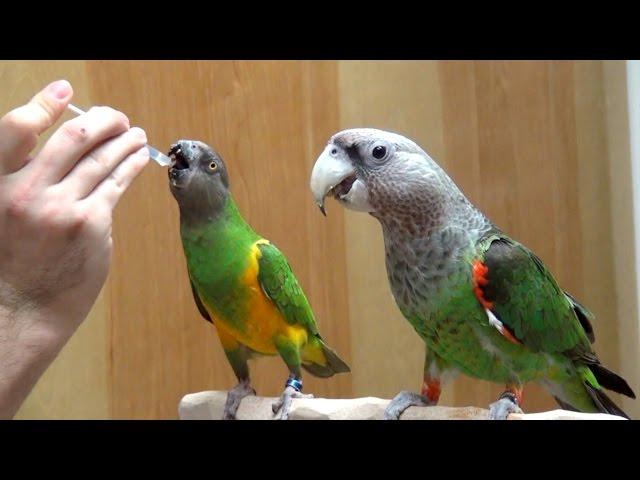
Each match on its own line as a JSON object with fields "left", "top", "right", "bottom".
{"left": 372, "top": 145, "right": 387, "bottom": 160}
{"left": 209, "top": 162, "right": 218, "bottom": 171}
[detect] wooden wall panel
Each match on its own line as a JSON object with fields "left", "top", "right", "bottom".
{"left": 442, "top": 61, "right": 619, "bottom": 411}
{"left": 440, "top": 61, "right": 583, "bottom": 412}
{"left": 337, "top": 61, "right": 455, "bottom": 404}
{"left": 2, "top": 60, "right": 632, "bottom": 418}
{"left": 339, "top": 60, "right": 623, "bottom": 413}
{"left": 86, "top": 61, "right": 350, "bottom": 418}
{"left": 603, "top": 61, "right": 640, "bottom": 418}
{"left": 573, "top": 61, "right": 624, "bottom": 406}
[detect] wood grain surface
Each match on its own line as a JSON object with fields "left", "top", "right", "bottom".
{"left": 1, "top": 60, "right": 633, "bottom": 418}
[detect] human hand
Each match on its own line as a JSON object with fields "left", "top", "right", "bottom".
{"left": 0, "top": 80, "right": 150, "bottom": 417}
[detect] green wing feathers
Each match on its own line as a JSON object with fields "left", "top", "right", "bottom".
{"left": 256, "top": 242, "right": 350, "bottom": 377}
{"left": 480, "top": 235, "right": 591, "bottom": 355}
{"left": 478, "top": 233, "right": 635, "bottom": 415}
{"left": 256, "top": 242, "right": 319, "bottom": 335}
{"left": 564, "top": 291, "right": 595, "bottom": 343}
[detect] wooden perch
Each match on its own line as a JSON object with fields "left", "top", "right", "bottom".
{"left": 178, "top": 391, "right": 627, "bottom": 420}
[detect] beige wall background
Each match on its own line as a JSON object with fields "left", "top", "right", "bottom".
{"left": 1, "top": 60, "right": 636, "bottom": 419}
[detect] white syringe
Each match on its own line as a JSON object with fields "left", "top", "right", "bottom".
{"left": 66, "top": 103, "right": 171, "bottom": 167}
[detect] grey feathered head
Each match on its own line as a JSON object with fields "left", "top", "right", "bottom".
{"left": 310, "top": 128, "right": 468, "bottom": 227}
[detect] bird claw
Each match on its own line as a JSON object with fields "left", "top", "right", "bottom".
{"left": 384, "top": 390, "right": 433, "bottom": 420}
{"left": 488, "top": 395, "right": 523, "bottom": 420}
{"left": 272, "top": 386, "right": 314, "bottom": 420}
{"left": 222, "top": 381, "right": 256, "bottom": 420}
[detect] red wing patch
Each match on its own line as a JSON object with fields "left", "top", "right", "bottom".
{"left": 472, "top": 260, "right": 494, "bottom": 309}
{"left": 474, "top": 260, "right": 523, "bottom": 346}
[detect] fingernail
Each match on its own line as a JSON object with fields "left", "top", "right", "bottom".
{"left": 47, "top": 80, "right": 72, "bottom": 100}
{"left": 136, "top": 147, "right": 150, "bottom": 158}
{"left": 130, "top": 127, "right": 147, "bottom": 143}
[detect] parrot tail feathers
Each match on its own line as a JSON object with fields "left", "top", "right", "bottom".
{"left": 589, "top": 363, "right": 636, "bottom": 399}
{"left": 319, "top": 340, "right": 351, "bottom": 375}
{"left": 301, "top": 336, "right": 351, "bottom": 378}
{"left": 575, "top": 364, "right": 634, "bottom": 419}
{"left": 584, "top": 384, "right": 631, "bottom": 419}
{"left": 549, "top": 362, "right": 633, "bottom": 418}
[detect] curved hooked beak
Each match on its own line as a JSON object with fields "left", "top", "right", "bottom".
{"left": 310, "top": 146, "right": 358, "bottom": 216}
{"left": 168, "top": 140, "right": 195, "bottom": 190}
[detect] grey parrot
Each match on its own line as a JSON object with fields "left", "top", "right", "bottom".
{"left": 309, "top": 128, "right": 635, "bottom": 420}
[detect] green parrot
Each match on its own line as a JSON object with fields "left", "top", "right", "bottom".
{"left": 168, "top": 140, "right": 350, "bottom": 420}
{"left": 310, "top": 128, "right": 635, "bottom": 419}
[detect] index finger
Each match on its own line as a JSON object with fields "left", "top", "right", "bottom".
{"left": 0, "top": 79, "right": 73, "bottom": 175}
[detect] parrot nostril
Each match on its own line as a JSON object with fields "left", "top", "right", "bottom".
{"left": 331, "top": 148, "right": 337, "bottom": 155}
{"left": 191, "top": 144, "right": 197, "bottom": 149}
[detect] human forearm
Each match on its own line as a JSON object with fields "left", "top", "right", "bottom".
{"left": 0, "top": 304, "right": 72, "bottom": 419}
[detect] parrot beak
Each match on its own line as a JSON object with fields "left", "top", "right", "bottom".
{"left": 168, "top": 140, "right": 197, "bottom": 190}
{"left": 310, "top": 146, "right": 358, "bottom": 216}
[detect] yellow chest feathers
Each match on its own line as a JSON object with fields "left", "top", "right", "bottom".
{"left": 206, "top": 239, "right": 307, "bottom": 354}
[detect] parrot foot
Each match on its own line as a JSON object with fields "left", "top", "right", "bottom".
{"left": 222, "top": 380, "right": 256, "bottom": 420}
{"left": 384, "top": 391, "right": 435, "bottom": 420}
{"left": 488, "top": 392, "right": 523, "bottom": 420}
{"left": 272, "top": 386, "right": 314, "bottom": 420}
